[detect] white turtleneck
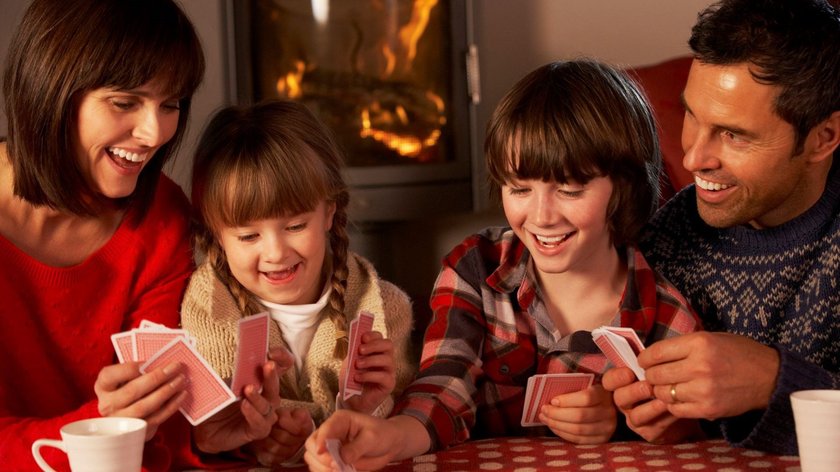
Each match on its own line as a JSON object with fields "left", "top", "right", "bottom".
{"left": 259, "top": 286, "right": 332, "bottom": 371}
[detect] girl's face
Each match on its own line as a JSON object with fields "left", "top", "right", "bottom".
{"left": 73, "top": 81, "right": 181, "bottom": 199}
{"left": 502, "top": 176, "right": 615, "bottom": 280}
{"left": 217, "top": 200, "right": 336, "bottom": 306}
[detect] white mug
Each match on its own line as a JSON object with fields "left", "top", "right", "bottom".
{"left": 791, "top": 389, "right": 840, "bottom": 472}
{"left": 31, "top": 417, "right": 146, "bottom": 472}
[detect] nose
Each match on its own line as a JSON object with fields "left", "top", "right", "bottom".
{"left": 533, "top": 190, "right": 560, "bottom": 227}
{"left": 262, "top": 235, "right": 285, "bottom": 264}
{"left": 681, "top": 122, "right": 719, "bottom": 173}
{"left": 132, "top": 107, "right": 173, "bottom": 148}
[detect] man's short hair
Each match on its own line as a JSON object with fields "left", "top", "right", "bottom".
{"left": 690, "top": 0, "right": 840, "bottom": 151}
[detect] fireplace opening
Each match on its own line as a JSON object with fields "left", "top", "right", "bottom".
{"left": 231, "top": 0, "right": 478, "bottom": 221}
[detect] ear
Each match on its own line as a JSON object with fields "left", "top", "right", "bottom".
{"left": 806, "top": 110, "right": 840, "bottom": 164}
{"left": 325, "top": 200, "right": 337, "bottom": 232}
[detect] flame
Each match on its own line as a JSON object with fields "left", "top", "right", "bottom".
{"left": 399, "top": 0, "right": 438, "bottom": 64}
{"left": 276, "top": 60, "right": 306, "bottom": 99}
{"left": 359, "top": 95, "right": 443, "bottom": 159}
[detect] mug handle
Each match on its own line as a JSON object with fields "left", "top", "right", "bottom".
{"left": 31, "top": 438, "right": 64, "bottom": 472}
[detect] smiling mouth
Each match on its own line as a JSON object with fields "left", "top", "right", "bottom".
{"left": 262, "top": 264, "right": 298, "bottom": 281}
{"left": 534, "top": 232, "right": 575, "bottom": 248}
{"left": 695, "top": 175, "right": 732, "bottom": 191}
{"left": 107, "top": 147, "right": 147, "bottom": 168}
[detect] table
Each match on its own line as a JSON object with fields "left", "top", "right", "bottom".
{"left": 220, "top": 438, "right": 800, "bottom": 471}
{"left": 377, "top": 438, "right": 800, "bottom": 472}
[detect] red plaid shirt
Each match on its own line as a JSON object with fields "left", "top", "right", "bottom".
{"left": 393, "top": 227, "right": 701, "bottom": 450}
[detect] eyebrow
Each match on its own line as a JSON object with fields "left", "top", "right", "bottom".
{"left": 679, "top": 92, "right": 759, "bottom": 140}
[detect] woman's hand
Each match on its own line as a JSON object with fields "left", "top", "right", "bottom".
{"left": 193, "top": 360, "right": 282, "bottom": 453}
{"left": 341, "top": 331, "right": 396, "bottom": 414}
{"left": 540, "top": 383, "right": 617, "bottom": 444}
{"left": 250, "top": 407, "right": 314, "bottom": 467}
{"left": 94, "top": 361, "right": 187, "bottom": 441}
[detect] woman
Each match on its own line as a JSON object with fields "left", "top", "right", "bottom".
{"left": 0, "top": 0, "right": 209, "bottom": 469}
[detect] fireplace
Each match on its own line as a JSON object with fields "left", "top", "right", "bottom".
{"left": 229, "top": 0, "right": 479, "bottom": 221}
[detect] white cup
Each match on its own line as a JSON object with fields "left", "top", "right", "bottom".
{"left": 31, "top": 417, "right": 146, "bottom": 472}
{"left": 791, "top": 389, "right": 840, "bottom": 472}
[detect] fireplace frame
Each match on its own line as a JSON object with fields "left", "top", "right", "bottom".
{"left": 226, "top": 0, "right": 479, "bottom": 221}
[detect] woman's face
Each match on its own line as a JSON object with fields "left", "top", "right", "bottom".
{"left": 217, "top": 200, "right": 337, "bottom": 306}
{"left": 73, "top": 81, "right": 181, "bottom": 199}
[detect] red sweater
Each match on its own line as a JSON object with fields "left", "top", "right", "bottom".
{"left": 0, "top": 176, "right": 212, "bottom": 471}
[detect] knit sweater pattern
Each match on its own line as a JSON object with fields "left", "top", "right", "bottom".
{"left": 180, "top": 251, "right": 416, "bottom": 425}
{"left": 640, "top": 173, "right": 840, "bottom": 455}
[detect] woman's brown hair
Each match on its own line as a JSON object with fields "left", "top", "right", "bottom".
{"left": 192, "top": 99, "right": 352, "bottom": 358}
{"left": 3, "top": 0, "right": 204, "bottom": 217}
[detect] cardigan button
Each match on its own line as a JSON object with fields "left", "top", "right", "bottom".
{"left": 499, "top": 364, "right": 510, "bottom": 375}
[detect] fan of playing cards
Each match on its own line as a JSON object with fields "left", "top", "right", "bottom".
{"left": 110, "top": 313, "right": 271, "bottom": 425}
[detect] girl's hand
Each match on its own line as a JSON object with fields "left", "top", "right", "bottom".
{"left": 539, "top": 383, "right": 617, "bottom": 444}
{"left": 341, "top": 331, "right": 396, "bottom": 414}
{"left": 250, "top": 407, "right": 314, "bottom": 467}
{"left": 193, "top": 360, "right": 282, "bottom": 453}
{"left": 94, "top": 361, "right": 187, "bottom": 441}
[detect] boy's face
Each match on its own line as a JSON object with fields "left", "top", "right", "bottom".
{"left": 502, "top": 176, "right": 615, "bottom": 281}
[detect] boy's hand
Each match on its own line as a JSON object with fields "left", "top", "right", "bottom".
{"left": 539, "top": 383, "right": 617, "bottom": 444}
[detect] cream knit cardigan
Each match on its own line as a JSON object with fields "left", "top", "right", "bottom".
{"left": 180, "top": 252, "right": 415, "bottom": 424}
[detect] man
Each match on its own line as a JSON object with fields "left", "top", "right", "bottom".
{"left": 604, "top": 0, "right": 840, "bottom": 455}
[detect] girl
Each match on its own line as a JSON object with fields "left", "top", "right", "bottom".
{"left": 1, "top": 0, "right": 209, "bottom": 469}
{"left": 305, "top": 59, "right": 703, "bottom": 471}
{"left": 181, "top": 99, "right": 415, "bottom": 467}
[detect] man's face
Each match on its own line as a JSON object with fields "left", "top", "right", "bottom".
{"left": 681, "top": 61, "right": 818, "bottom": 229}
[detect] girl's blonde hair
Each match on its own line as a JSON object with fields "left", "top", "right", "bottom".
{"left": 192, "top": 99, "right": 351, "bottom": 358}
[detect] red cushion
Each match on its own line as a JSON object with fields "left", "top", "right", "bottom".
{"left": 628, "top": 56, "right": 694, "bottom": 202}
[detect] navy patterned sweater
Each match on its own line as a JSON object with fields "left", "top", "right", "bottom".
{"left": 640, "top": 166, "right": 840, "bottom": 455}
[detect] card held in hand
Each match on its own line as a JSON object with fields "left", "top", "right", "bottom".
{"left": 230, "top": 311, "right": 270, "bottom": 398}
{"left": 521, "top": 373, "right": 594, "bottom": 427}
{"left": 342, "top": 310, "right": 375, "bottom": 401}
{"left": 140, "top": 337, "right": 236, "bottom": 425}
{"left": 326, "top": 438, "right": 357, "bottom": 472}
{"left": 592, "top": 326, "right": 646, "bottom": 380}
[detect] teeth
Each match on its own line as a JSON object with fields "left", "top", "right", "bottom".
{"left": 535, "top": 233, "right": 572, "bottom": 245}
{"left": 108, "top": 147, "right": 146, "bottom": 163}
{"left": 695, "top": 175, "right": 731, "bottom": 191}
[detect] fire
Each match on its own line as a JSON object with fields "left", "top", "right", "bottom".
{"left": 276, "top": 60, "right": 305, "bottom": 99}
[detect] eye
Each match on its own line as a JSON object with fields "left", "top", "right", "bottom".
{"left": 110, "top": 99, "right": 135, "bottom": 111}
{"left": 558, "top": 188, "right": 584, "bottom": 198}
{"left": 162, "top": 100, "right": 181, "bottom": 112}
{"left": 286, "top": 222, "right": 307, "bottom": 232}
{"left": 237, "top": 233, "right": 259, "bottom": 242}
{"left": 721, "top": 130, "right": 748, "bottom": 145}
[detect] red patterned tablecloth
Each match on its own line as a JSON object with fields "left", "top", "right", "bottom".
{"left": 376, "top": 438, "right": 800, "bottom": 472}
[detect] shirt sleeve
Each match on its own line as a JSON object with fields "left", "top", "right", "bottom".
{"left": 720, "top": 345, "right": 839, "bottom": 454}
{"left": 392, "top": 260, "right": 487, "bottom": 451}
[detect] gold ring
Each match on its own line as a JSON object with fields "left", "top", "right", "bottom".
{"left": 669, "top": 384, "right": 679, "bottom": 403}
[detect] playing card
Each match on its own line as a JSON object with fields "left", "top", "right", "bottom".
{"left": 133, "top": 329, "right": 189, "bottom": 362}
{"left": 520, "top": 373, "right": 594, "bottom": 427}
{"left": 325, "top": 439, "right": 357, "bottom": 472}
{"left": 111, "top": 332, "right": 135, "bottom": 363}
{"left": 342, "top": 311, "right": 375, "bottom": 401}
{"left": 140, "top": 337, "right": 236, "bottom": 425}
{"left": 139, "top": 320, "right": 169, "bottom": 331}
{"left": 230, "top": 312, "right": 270, "bottom": 397}
{"left": 592, "top": 327, "right": 646, "bottom": 380}
{"left": 601, "top": 326, "right": 645, "bottom": 354}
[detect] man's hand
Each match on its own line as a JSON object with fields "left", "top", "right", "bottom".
{"left": 639, "top": 332, "right": 780, "bottom": 419}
